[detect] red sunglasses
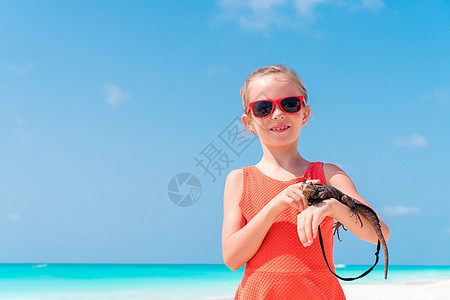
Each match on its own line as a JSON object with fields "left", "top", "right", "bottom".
{"left": 246, "top": 95, "right": 305, "bottom": 118}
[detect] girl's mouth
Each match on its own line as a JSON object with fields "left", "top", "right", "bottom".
{"left": 270, "top": 125, "right": 290, "bottom": 132}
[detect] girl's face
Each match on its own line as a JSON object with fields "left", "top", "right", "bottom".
{"left": 243, "top": 74, "right": 311, "bottom": 148}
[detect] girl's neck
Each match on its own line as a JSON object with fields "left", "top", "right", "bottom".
{"left": 257, "top": 143, "right": 309, "bottom": 173}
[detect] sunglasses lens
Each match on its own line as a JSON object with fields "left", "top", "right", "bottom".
{"left": 253, "top": 101, "right": 273, "bottom": 117}
{"left": 281, "top": 97, "right": 302, "bottom": 113}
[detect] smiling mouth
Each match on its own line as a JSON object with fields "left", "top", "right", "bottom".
{"left": 270, "top": 126, "right": 290, "bottom": 132}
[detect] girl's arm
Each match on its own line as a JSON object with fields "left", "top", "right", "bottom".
{"left": 222, "top": 169, "right": 308, "bottom": 271}
{"left": 297, "top": 164, "right": 390, "bottom": 247}
{"left": 324, "top": 163, "right": 390, "bottom": 244}
{"left": 222, "top": 169, "right": 282, "bottom": 271}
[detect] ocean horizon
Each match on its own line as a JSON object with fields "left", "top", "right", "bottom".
{"left": 0, "top": 264, "right": 449, "bottom": 299}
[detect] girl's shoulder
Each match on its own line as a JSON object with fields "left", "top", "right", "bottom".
{"left": 226, "top": 165, "right": 254, "bottom": 179}
{"left": 322, "top": 163, "right": 344, "bottom": 175}
{"left": 225, "top": 165, "right": 256, "bottom": 190}
{"left": 226, "top": 168, "right": 244, "bottom": 181}
{"left": 322, "top": 163, "right": 345, "bottom": 182}
{"left": 322, "top": 163, "right": 355, "bottom": 187}
{"left": 223, "top": 168, "right": 245, "bottom": 208}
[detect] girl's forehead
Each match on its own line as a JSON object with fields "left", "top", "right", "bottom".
{"left": 248, "top": 74, "right": 300, "bottom": 100}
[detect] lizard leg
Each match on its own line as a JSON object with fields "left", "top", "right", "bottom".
{"left": 342, "top": 195, "right": 364, "bottom": 228}
{"left": 318, "top": 191, "right": 330, "bottom": 200}
{"left": 352, "top": 207, "right": 363, "bottom": 228}
{"left": 333, "top": 222, "right": 347, "bottom": 242}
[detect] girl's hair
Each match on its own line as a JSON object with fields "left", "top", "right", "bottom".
{"left": 240, "top": 64, "right": 308, "bottom": 112}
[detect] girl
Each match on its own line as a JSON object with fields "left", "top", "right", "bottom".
{"left": 222, "top": 65, "right": 390, "bottom": 299}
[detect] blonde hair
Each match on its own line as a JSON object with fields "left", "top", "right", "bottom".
{"left": 240, "top": 64, "right": 308, "bottom": 112}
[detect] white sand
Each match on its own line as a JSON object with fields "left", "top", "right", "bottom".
{"left": 203, "top": 280, "right": 450, "bottom": 300}
{"left": 342, "top": 280, "right": 450, "bottom": 300}
{"left": 2, "top": 280, "right": 450, "bottom": 299}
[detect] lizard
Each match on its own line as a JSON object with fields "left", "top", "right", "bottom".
{"left": 300, "top": 180, "right": 389, "bottom": 280}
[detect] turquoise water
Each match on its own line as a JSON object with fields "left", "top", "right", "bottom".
{"left": 0, "top": 264, "right": 449, "bottom": 299}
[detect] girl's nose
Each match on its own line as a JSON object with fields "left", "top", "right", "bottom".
{"left": 271, "top": 104, "right": 286, "bottom": 119}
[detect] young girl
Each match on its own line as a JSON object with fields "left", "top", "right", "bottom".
{"left": 222, "top": 65, "right": 390, "bottom": 299}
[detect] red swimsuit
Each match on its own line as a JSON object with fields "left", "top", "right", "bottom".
{"left": 235, "top": 162, "right": 346, "bottom": 299}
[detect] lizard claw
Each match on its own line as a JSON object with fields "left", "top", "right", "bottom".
{"left": 355, "top": 210, "right": 363, "bottom": 228}
{"left": 350, "top": 209, "right": 364, "bottom": 228}
{"left": 333, "top": 222, "right": 347, "bottom": 242}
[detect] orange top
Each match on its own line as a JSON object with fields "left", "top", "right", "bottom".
{"left": 235, "top": 162, "right": 346, "bottom": 300}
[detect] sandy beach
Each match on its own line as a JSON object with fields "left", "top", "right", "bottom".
{"left": 206, "top": 280, "right": 450, "bottom": 300}
{"left": 203, "top": 280, "right": 450, "bottom": 300}
{"left": 342, "top": 279, "right": 450, "bottom": 300}
{"left": 1, "top": 281, "right": 450, "bottom": 300}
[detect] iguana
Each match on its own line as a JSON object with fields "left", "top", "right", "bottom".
{"left": 300, "top": 180, "right": 389, "bottom": 279}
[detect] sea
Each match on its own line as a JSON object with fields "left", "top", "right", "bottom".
{"left": 0, "top": 264, "right": 449, "bottom": 299}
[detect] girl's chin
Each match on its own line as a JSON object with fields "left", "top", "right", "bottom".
{"left": 264, "top": 137, "right": 298, "bottom": 148}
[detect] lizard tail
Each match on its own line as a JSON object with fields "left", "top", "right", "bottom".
{"left": 356, "top": 203, "right": 389, "bottom": 279}
{"left": 382, "top": 237, "right": 389, "bottom": 279}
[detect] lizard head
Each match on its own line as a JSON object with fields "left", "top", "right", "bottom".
{"left": 300, "top": 180, "right": 320, "bottom": 203}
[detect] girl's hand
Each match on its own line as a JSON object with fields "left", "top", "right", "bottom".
{"left": 297, "top": 198, "right": 337, "bottom": 247}
{"left": 272, "top": 180, "right": 318, "bottom": 212}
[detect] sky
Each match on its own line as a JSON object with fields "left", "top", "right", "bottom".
{"left": 0, "top": 1, "right": 449, "bottom": 266}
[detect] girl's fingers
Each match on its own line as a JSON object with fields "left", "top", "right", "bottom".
{"left": 297, "top": 209, "right": 323, "bottom": 247}
{"left": 292, "top": 186, "right": 309, "bottom": 211}
{"left": 297, "top": 213, "right": 313, "bottom": 247}
{"left": 300, "top": 195, "right": 309, "bottom": 210}
{"left": 311, "top": 212, "right": 323, "bottom": 240}
{"left": 287, "top": 193, "right": 301, "bottom": 210}
{"left": 297, "top": 214, "right": 307, "bottom": 245}
{"left": 303, "top": 216, "right": 313, "bottom": 246}
{"left": 303, "top": 179, "right": 320, "bottom": 184}
{"left": 287, "top": 189, "right": 305, "bottom": 211}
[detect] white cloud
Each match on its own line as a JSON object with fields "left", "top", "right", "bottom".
{"left": 104, "top": 83, "right": 132, "bottom": 107}
{"left": 294, "top": 0, "right": 327, "bottom": 17}
{"left": 391, "top": 134, "right": 429, "bottom": 148}
{"left": 216, "top": 0, "right": 385, "bottom": 31}
{"left": 383, "top": 206, "right": 420, "bottom": 216}
{"left": 3, "top": 63, "right": 34, "bottom": 75}
{"left": 218, "top": 0, "right": 288, "bottom": 31}
{"left": 7, "top": 213, "right": 23, "bottom": 222}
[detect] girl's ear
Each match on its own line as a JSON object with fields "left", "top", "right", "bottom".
{"left": 242, "top": 113, "right": 256, "bottom": 133}
{"left": 302, "top": 105, "right": 311, "bottom": 126}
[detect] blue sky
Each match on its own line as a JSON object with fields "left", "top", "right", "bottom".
{"left": 0, "top": 1, "right": 449, "bottom": 266}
